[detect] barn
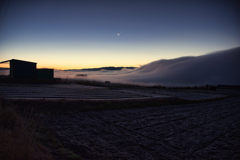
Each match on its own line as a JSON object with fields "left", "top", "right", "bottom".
{"left": 0, "top": 59, "right": 53, "bottom": 79}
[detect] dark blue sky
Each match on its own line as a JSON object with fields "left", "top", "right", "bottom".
{"left": 0, "top": 0, "right": 239, "bottom": 69}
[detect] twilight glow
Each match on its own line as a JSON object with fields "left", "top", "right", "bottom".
{"left": 0, "top": 0, "right": 239, "bottom": 69}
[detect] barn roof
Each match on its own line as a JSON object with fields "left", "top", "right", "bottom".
{"left": 0, "top": 59, "right": 37, "bottom": 64}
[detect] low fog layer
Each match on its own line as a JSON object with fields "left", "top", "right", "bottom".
{"left": 55, "top": 47, "right": 240, "bottom": 86}
{"left": 122, "top": 47, "right": 240, "bottom": 86}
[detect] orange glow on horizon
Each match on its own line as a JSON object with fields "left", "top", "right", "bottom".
{"left": 0, "top": 61, "right": 139, "bottom": 70}
{"left": 37, "top": 64, "right": 139, "bottom": 70}
{"left": 0, "top": 63, "right": 9, "bottom": 68}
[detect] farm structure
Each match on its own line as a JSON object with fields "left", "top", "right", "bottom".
{"left": 0, "top": 59, "right": 53, "bottom": 79}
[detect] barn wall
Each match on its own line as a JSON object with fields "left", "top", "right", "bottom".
{"left": 36, "top": 69, "right": 54, "bottom": 79}
{"left": 10, "top": 60, "right": 37, "bottom": 79}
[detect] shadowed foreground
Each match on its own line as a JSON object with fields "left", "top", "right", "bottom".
{"left": 34, "top": 97, "right": 240, "bottom": 160}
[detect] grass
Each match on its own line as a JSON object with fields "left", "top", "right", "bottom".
{"left": 56, "top": 148, "right": 81, "bottom": 159}
{"left": 0, "top": 96, "right": 53, "bottom": 160}
{"left": 36, "top": 124, "right": 82, "bottom": 160}
{"left": 10, "top": 97, "right": 201, "bottom": 113}
{"left": 0, "top": 96, "right": 82, "bottom": 160}
{"left": 74, "top": 79, "right": 217, "bottom": 91}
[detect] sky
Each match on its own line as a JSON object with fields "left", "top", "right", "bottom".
{"left": 0, "top": 0, "right": 239, "bottom": 69}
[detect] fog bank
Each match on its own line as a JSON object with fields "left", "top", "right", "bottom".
{"left": 121, "top": 47, "right": 240, "bottom": 86}
{"left": 59, "top": 47, "right": 240, "bottom": 86}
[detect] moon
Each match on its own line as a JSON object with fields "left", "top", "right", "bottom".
{"left": 117, "top": 33, "right": 120, "bottom": 36}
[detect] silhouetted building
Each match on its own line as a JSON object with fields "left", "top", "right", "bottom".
{"left": 37, "top": 69, "right": 54, "bottom": 79}
{"left": 0, "top": 59, "right": 54, "bottom": 79}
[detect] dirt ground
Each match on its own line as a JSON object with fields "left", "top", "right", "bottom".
{"left": 39, "top": 97, "right": 240, "bottom": 160}
{"left": 1, "top": 83, "right": 239, "bottom": 159}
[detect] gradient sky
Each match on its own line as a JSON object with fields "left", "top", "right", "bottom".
{"left": 0, "top": 0, "right": 239, "bottom": 69}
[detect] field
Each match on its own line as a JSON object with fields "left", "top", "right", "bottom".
{"left": 1, "top": 82, "right": 240, "bottom": 159}
{"left": 43, "top": 97, "right": 240, "bottom": 160}
{"left": 0, "top": 83, "right": 226, "bottom": 100}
